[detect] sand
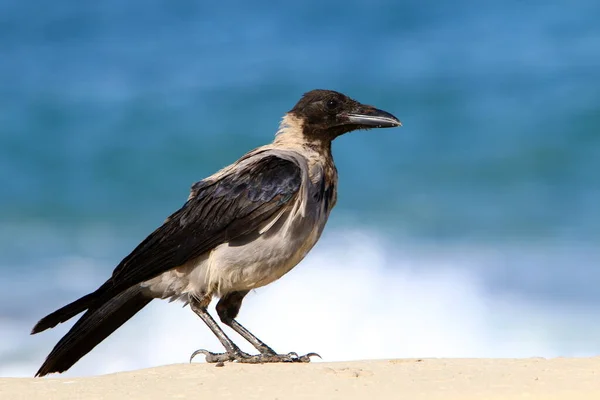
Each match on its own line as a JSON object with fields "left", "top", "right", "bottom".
{"left": 1, "top": 358, "right": 600, "bottom": 399}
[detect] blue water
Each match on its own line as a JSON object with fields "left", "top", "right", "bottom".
{"left": 2, "top": 0, "right": 600, "bottom": 377}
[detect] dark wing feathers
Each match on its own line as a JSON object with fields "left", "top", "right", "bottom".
{"left": 108, "top": 155, "right": 302, "bottom": 294}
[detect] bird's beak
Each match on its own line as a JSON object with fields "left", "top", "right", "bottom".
{"left": 345, "top": 105, "right": 402, "bottom": 128}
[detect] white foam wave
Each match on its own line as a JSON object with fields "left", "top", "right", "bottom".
{"left": 3, "top": 230, "right": 600, "bottom": 377}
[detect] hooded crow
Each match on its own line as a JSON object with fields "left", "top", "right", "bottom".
{"left": 31, "top": 89, "right": 401, "bottom": 376}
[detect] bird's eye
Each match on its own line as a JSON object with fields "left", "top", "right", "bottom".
{"left": 326, "top": 98, "right": 338, "bottom": 110}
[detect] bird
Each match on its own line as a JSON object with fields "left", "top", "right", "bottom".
{"left": 31, "top": 89, "right": 401, "bottom": 377}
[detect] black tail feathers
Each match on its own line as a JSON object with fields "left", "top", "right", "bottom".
{"left": 35, "top": 285, "right": 151, "bottom": 377}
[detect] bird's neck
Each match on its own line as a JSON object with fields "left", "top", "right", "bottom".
{"left": 273, "top": 114, "right": 337, "bottom": 193}
{"left": 274, "top": 114, "right": 333, "bottom": 157}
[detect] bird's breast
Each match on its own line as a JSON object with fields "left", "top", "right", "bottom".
{"left": 204, "top": 188, "right": 332, "bottom": 296}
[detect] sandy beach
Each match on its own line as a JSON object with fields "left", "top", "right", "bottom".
{"left": 2, "top": 357, "right": 599, "bottom": 400}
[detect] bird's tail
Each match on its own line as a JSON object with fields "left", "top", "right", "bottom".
{"left": 34, "top": 285, "right": 152, "bottom": 377}
{"left": 31, "top": 280, "right": 118, "bottom": 334}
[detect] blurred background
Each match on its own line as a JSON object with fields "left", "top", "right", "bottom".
{"left": 1, "top": 0, "right": 600, "bottom": 377}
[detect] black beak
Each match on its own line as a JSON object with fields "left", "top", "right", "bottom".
{"left": 346, "top": 106, "right": 402, "bottom": 128}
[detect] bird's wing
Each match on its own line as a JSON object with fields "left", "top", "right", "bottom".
{"left": 108, "top": 152, "right": 303, "bottom": 294}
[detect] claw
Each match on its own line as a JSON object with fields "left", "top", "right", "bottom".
{"left": 296, "top": 352, "right": 321, "bottom": 363}
{"left": 190, "top": 349, "right": 234, "bottom": 363}
{"left": 190, "top": 349, "right": 215, "bottom": 363}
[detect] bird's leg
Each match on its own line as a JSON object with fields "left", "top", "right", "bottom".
{"left": 213, "top": 291, "right": 320, "bottom": 363}
{"left": 189, "top": 296, "right": 251, "bottom": 363}
{"left": 222, "top": 317, "right": 319, "bottom": 363}
{"left": 216, "top": 291, "right": 275, "bottom": 355}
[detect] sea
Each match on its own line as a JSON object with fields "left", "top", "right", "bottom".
{"left": 1, "top": 0, "right": 600, "bottom": 377}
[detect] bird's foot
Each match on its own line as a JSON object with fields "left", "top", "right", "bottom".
{"left": 190, "top": 349, "right": 320, "bottom": 364}
{"left": 245, "top": 351, "right": 321, "bottom": 363}
{"left": 189, "top": 349, "right": 249, "bottom": 363}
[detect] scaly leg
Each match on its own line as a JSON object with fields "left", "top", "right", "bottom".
{"left": 189, "top": 296, "right": 251, "bottom": 363}
{"left": 191, "top": 291, "right": 319, "bottom": 363}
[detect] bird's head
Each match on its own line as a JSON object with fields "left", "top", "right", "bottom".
{"left": 286, "top": 89, "right": 401, "bottom": 141}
